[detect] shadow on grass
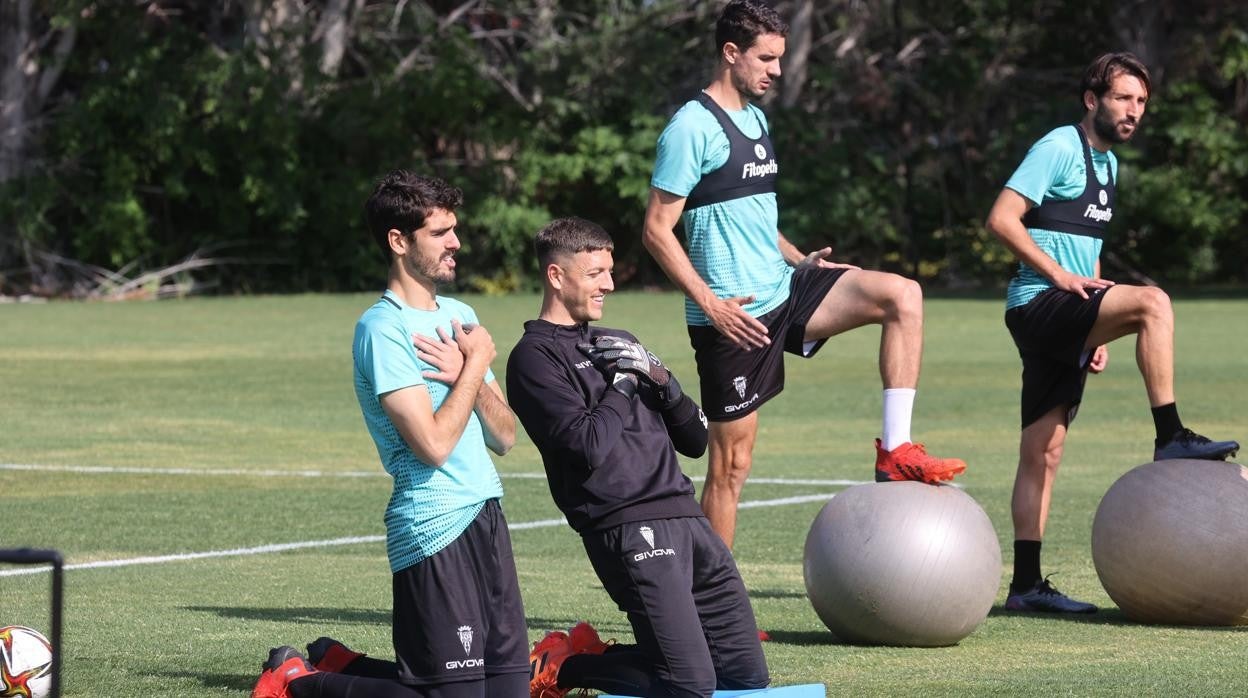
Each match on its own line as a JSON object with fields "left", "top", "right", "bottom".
{"left": 152, "top": 671, "right": 255, "bottom": 693}
{"left": 989, "top": 604, "right": 1135, "bottom": 626}
{"left": 760, "top": 630, "right": 846, "bottom": 646}
{"left": 761, "top": 630, "right": 975, "bottom": 647}
{"left": 185, "top": 605, "right": 388, "bottom": 624}
{"left": 989, "top": 604, "right": 1248, "bottom": 631}
{"left": 527, "top": 616, "right": 634, "bottom": 636}
{"left": 749, "top": 589, "right": 807, "bottom": 600}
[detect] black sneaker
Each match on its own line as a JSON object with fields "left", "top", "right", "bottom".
{"left": 1004, "top": 577, "right": 1097, "bottom": 614}
{"left": 1154, "top": 428, "right": 1239, "bottom": 461}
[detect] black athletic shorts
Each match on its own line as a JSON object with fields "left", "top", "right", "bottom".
{"left": 1005, "top": 287, "right": 1108, "bottom": 429}
{"left": 391, "top": 499, "right": 529, "bottom": 686}
{"left": 581, "top": 516, "right": 769, "bottom": 695}
{"left": 688, "top": 266, "right": 848, "bottom": 422}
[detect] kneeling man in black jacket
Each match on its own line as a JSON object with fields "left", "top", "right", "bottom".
{"left": 507, "top": 217, "right": 770, "bottom": 698}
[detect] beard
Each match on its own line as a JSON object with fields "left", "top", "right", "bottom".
{"left": 1092, "top": 106, "right": 1137, "bottom": 144}
{"left": 406, "top": 250, "right": 455, "bottom": 285}
{"left": 731, "top": 70, "right": 768, "bottom": 100}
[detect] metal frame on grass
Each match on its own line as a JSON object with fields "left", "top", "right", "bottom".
{"left": 0, "top": 548, "right": 63, "bottom": 698}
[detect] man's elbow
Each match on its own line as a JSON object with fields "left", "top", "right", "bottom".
{"left": 425, "top": 450, "right": 452, "bottom": 468}
{"left": 642, "top": 210, "right": 673, "bottom": 254}
{"left": 489, "top": 414, "right": 517, "bottom": 455}
{"left": 984, "top": 212, "right": 1009, "bottom": 241}
{"left": 674, "top": 432, "right": 708, "bottom": 459}
{"left": 490, "top": 434, "right": 516, "bottom": 456}
{"left": 641, "top": 223, "right": 660, "bottom": 255}
{"left": 682, "top": 441, "right": 707, "bottom": 459}
{"left": 406, "top": 438, "right": 452, "bottom": 468}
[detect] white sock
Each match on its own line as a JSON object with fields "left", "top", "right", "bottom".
{"left": 881, "top": 388, "right": 916, "bottom": 451}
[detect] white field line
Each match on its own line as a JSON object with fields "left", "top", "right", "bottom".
{"left": 0, "top": 463, "right": 869, "bottom": 488}
{"left": 739, "top": 493, "right": 833, "bottom": 508}
{"left": 0, "top": 495, "right": 837, "bottom": 578}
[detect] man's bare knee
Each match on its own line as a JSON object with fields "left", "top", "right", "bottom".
{"left": 1019, "top": 410, "right": 1067, "bottom": 475}
{"left": 1019, "top": 443, "right": 1062, "bottom": 481}
{"left": 709, "top": 421, "right": 757, "bottom": 490}
{"left": 713, "top": 440, "right": 753, "bottom": 483}
{"left": 1042, "top": 442, "right": 1064, "bottom": 473}
{"left": 876, "top": 274, "right": 921, "bottom": 319}
{"left": 897, "top": 277, "right": 922, "bottom": 319}
{"left": 1140, "top": 286, "right": 1173, "bottom": 323}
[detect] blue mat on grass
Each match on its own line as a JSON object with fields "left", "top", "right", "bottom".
{"left": 600, "top": 685, "right": 825, "bottom": 697}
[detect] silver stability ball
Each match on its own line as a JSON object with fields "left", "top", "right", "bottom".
{"left": 1091, "top": 459, "right": 1248, "bottom": 626}
{"left": 803, "top": 481, "right": 1001, "bottom": 647}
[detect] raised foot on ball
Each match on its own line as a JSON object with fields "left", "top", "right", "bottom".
{"left": 874, "top": 439, "right": 968, "bottom": 484}
{"left": 1153, "top": 428, "right": 1239, "bottom": 462}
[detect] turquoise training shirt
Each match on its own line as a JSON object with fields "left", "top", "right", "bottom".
{"left": 353, "top": 290, "right": 504, "bottom": 573}
{"left": 1004, "top": 125, "right": 1118, "bottom": 309}
{"left": 652, "top": 98, "right": 793, "bottom": 326}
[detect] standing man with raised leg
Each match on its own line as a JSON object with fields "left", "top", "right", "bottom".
{"left": 986, "top": 53, "right": 1239, "bottom": 614}
{"left": 643, "top": 0, "right": 966, "bottom": 549}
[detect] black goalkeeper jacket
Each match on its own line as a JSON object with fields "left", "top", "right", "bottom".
{"left": 506, "top": 319, "right": 707, "bottom": 533}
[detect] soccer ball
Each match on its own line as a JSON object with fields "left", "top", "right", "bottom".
{"left": 0, "top": 626, "right": 53, "bottom": 698}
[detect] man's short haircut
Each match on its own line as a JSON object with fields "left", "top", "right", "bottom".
{"left": 1080, "top": 52, "right": 1152, "bottom": 106}
{"left": 364, "top": 170, "right": 463, "bottom": 259}
{"left": 535, "top": 217, "right": 614, "bottom": 268}
{"left": 715, "top": 0, "right": 788, "bottom": 55}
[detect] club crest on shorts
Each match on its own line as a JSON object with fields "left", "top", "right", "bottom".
{"left": 633, "top": 525, "right": 675, "bottom": 562}
{"left": 733, "top": 376, "right": 747, "bottom": 399}
{"left": 457, "top": 625, "right": 473, "bottom": 655}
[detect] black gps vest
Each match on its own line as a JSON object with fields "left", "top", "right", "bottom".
{"left": 1021, "top": 124, "right": 1116, "bottom": 239}
{"left": 685, "top": 93, "right": 778, "bottom": 211}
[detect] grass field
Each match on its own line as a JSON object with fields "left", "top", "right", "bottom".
{"left": 2, "top": 292, "right": 1245, "bottom": 696}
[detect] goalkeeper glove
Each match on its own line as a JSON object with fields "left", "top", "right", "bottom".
{"left": 578, "top": 335, "right": 682, "bottom": 407}
{"left": 576, "top": 336, "right": 638, "bottom": 399}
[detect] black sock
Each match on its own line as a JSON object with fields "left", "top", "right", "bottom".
{"left": 1151, "top": 402, "right": 1183, "bottom": 445}
{"left": 288, "top": 673, "right": 423, "bottom": 698}
{"left": 1011, "top": 540, "right": 1042, "bottom": 593}
{"left": 558, "top": 650, "right": 661, "bottom": 697}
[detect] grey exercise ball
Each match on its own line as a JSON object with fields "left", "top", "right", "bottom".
{"left": 1091, "top": 459, "right": 1248, "bottom": 626}
{"left": 802, "top": 481, "right": 1001, "bottom": 647}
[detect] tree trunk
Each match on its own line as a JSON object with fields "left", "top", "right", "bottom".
{"left": 1111, "top": 0, "right": 1170, "bottom": 86}
{"left": 0, "top": 2, "right": 77, "bottom": 183}
{"left": 1, "top": 0, "right": 34, "bottom": 185}
{"left": 244, "top": 0, "right": 305, "bottom": 93}
{"left": 780, "top": 0, "right": 813, "bottom": 109}
{"left": 1, "top": 0, "right": 74, "bottom": 283}
{"left": 317, "top": 0, "right": 352, "bottom": 76}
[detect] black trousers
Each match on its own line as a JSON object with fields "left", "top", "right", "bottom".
{"left": 564, "top": 516, "right": 770, "bottom": 698}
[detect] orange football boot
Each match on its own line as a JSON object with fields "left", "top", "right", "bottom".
{"left": 874, "top": 439, "right": 966, "bottom": 484}
{"left": 530, "top": 622, "right": 610, "bottom": 698}
{"left": 251, "top": 646, "right": 317, "bottom": 698}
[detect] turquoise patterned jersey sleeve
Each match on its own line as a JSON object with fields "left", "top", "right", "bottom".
{"left": 652, "top": 101, "right": 725, "bottom": 196}
{"left": 359, "top": 311, "right": 426, "bottom": 397}
{"left": 1003, "top": 126, "right": 1116, "bottom": 309}
{"left": 651, "top": 99, "right": 792, "bottom": 325}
